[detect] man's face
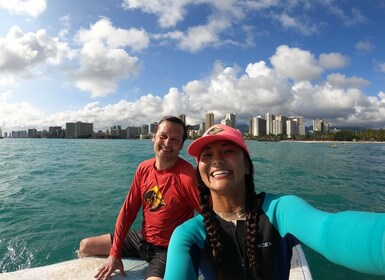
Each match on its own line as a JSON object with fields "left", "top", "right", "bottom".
{"left": 152, "top": 121, "right": 184, "bottom": 163}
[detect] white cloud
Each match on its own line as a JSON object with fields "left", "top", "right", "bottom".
{"left": 122, "top": 0, "right": 269, "bottom": 52}
{"left": 0, "top": 26, "right": 73, "bottom": 75}
{"left": 73, "top": 18, "right": 150, "bottom": 97}
{"left": 0, "top": 0, "right": 46, "bottom": 18}
{"left": 378, "top": 91, "right": 385, "bottom": 103}
{"left": 176, "top": 17, "right": 231, "bottom": 52}
{"left": 2, "top": 45, "right": 385, "bottom": 133}
{"left": 58, "top": 15, "right": 71, "bottom": 41}
{"left": 0, "top": 90, "right": 46, "bottom": 131}
{"left": 275, "top": 13, "right": 319, "bottom": 36}
{"left": 245, "top": 61, "right": 271, "bottom": 78}
{"left": 355, "top": 40, "right": 374, "bottom": 52}
{"left": 378, "top": 63, "right": 385, "bottom": 73}
{"left": 76, "top": 18, "right": 149, "bottom": 52}
{"left": 0, "top": 90, "right": 12, "bottom": 101}
{"left": 270, "top": 45, "right": 324, "bottom": 81}
{"left": 120, "top": 1, "right": 373, "bottom": 54}
{"left": 75, "top": 41, "right": 140, "bottom": 97}
{"left": 290, "top": 81, "right": 364, "bottom": 119}
{"left": 269, "top": 46, "right": 351, "bottom": 83}
{"left": 326, "top": 73, "right": 369, "bottom": 89}
{"left": 0, "top": 19, "right": 148, "bottom": 98}
{"left": 121, "top": 0, "right": 281, "bottom": 31}
{"left": 122, "top": 0, "right": 190, "bottom": 28}
{"left": 319, "top": 52, "right": 349, "bottom": 69}
{"left": 177, "top": 26, "right": 219, "bottom": 52}
{"left": 321, "top": 2, "right": 367, "bottom": 27}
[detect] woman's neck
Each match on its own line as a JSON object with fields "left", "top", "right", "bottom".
{"left": 212, "top": 193, "right": 246, "bottom": 215}
{"left": 213, "top": 206, "right": 247, "bottom": 221}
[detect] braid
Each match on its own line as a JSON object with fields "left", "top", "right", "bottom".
{"left": 197, "top": 167, "right": 224, "bottom": 279}
{"left": 244, "top": 152, "right": 260, "bottom": 279}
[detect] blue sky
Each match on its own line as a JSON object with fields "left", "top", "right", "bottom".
{"left": 1, "top": 0, "right": 385, "bottom": 133}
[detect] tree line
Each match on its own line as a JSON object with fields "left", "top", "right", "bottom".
{"left": 244, "top": 129, "right": 385, "bottom": 142}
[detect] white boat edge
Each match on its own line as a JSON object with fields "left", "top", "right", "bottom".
{"left": 0, "top": 244, "right": 312, "bottom": 280}
{"left": 289, "top": 244, "right": 313, "bottom": 280}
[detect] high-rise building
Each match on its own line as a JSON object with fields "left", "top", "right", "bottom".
{"left": 11, "top": 130, "right": 27, "bottom": 138}
{"left": 221, "top": 118, "right": 231, "bottom": 126}
{"left": 272, "top": 119, "right": 282, "bottom": 135}
{"left": 249, "top": 116, "right": 266, "bottom": 136}
{"left": 27, "top": 128, "right": 38, "bottom": 138}
{"left": 248, "top": 118, "right": 253, "bottom": 135}
{"left": 126, "top": 126, "right": 141, "bottom": 139}
{"left": 290, "top": 116, "right": 306, "bottom": 136}
{"left": 179, "top": 114, "right": 186, "bottom": 124}
{"left": 110, "top": 125, "right": 123, "bottom": 138}
{"left": 141, "top": 124, "right": 149, "bottom": 134}
{"left": 225, "top": 113, "right": 236, "bottom": 128}
{"left": 313, "top": 119, "right": 329, "bottom": 133}
{"left": 273, "top": 115, "right": 288, "bottom": 135}
{"left": 66, "top": 122, "right": 75, "bottom": 138}
{"left": 265, "top": 113, "right": 275, "bottom": 135}
{"left": 149, "top": 122, "right": 157, "bottom": 134}
{"left": 198, "top": 122, "right": 205, "bottom": 136}
{"left": 286, "top": 119, "right": 298, "bottom": 138}
{"left": 49, "top": 126, "right": 64, "bottom": 138}
{"left": 66, "top": 121, "right": 93, "bottom": 138}
{"left": 205, "top": 112, "right": 214, "bottom": 131}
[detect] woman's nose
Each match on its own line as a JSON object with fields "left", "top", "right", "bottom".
{"left": 212, "top": 155, "right": 224, "bottom": 165}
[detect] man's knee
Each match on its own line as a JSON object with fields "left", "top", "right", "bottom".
{"left": 78, "top": 234, "right": 112, "bottom": 257}
{"left": 78, "top": 238, "right": 91, "bottom": 257}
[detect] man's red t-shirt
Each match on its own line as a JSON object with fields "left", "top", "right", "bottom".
{"left": 110, "top": 157, "right": 200, "bottom": 258}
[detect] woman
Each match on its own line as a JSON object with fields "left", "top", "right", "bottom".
{"left": 164, "top": 124, "right": 385, "bottom": 280}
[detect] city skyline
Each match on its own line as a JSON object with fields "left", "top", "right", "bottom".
{"left": 1, "top": 1, "right": 385, "bottom": 133}
{"left": 0, "top": 111, "right": 334, "bottom": 137}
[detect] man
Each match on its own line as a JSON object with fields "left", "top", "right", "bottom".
{"left": 78, "top": 116, "right": 201, "bottom": 280}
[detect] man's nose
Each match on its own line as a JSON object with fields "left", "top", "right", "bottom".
{"left": 164, "top": 138, "right": 171, "bottom": 146}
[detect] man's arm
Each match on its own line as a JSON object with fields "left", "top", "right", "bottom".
{"left": 95, "top": 165, "right": 144, "bottom": 280}
{"left": 110, "top": 168, "right": 143, "bottom": 257}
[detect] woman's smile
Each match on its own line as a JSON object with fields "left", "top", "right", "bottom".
{"left": 210, "top": 170, "right": 231, "bottom": 178}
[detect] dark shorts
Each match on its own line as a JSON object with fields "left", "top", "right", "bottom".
{"left": 111, "top": 231, "right": 167, "bottom": 278}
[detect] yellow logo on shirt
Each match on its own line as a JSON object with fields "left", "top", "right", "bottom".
{"left": 144, "top": 185, "right": 165, "bottom": 211}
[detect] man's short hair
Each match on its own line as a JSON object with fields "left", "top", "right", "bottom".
{"left": 155, "top": 116, "right": 188, "bottom": 143}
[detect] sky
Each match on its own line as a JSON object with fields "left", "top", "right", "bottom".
{"left": 1, "top": 0, "right": 385, "bottom": 134}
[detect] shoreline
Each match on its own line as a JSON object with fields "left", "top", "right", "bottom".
{"left": 280, "top": 140, "right": 384, "bottom": 144}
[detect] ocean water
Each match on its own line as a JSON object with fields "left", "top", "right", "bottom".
{"left": 0, "top": 138, "right": 385, "bottom": 279}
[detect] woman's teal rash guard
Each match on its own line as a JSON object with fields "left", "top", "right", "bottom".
{"left": 164, "top": 192, "right": 385, "bottom": 280}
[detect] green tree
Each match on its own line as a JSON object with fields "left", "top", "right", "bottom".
{"left": 334, "top": 130, "right": 354, "bottom": 141}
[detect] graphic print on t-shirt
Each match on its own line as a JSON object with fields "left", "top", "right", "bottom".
{"left": 144, "top": 185, "right": 165, "bottom": 211}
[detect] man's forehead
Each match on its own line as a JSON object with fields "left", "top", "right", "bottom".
{"left": 157, "top": 122, "right": 183, "bottom": 135}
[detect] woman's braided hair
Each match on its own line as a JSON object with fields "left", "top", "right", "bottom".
{"left": 197, "top": 150, "right": 260, "bottom": 279}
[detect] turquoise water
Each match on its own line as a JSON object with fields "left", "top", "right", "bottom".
{"left": 1, "top": 139, "right": 385, "bottom": 279}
